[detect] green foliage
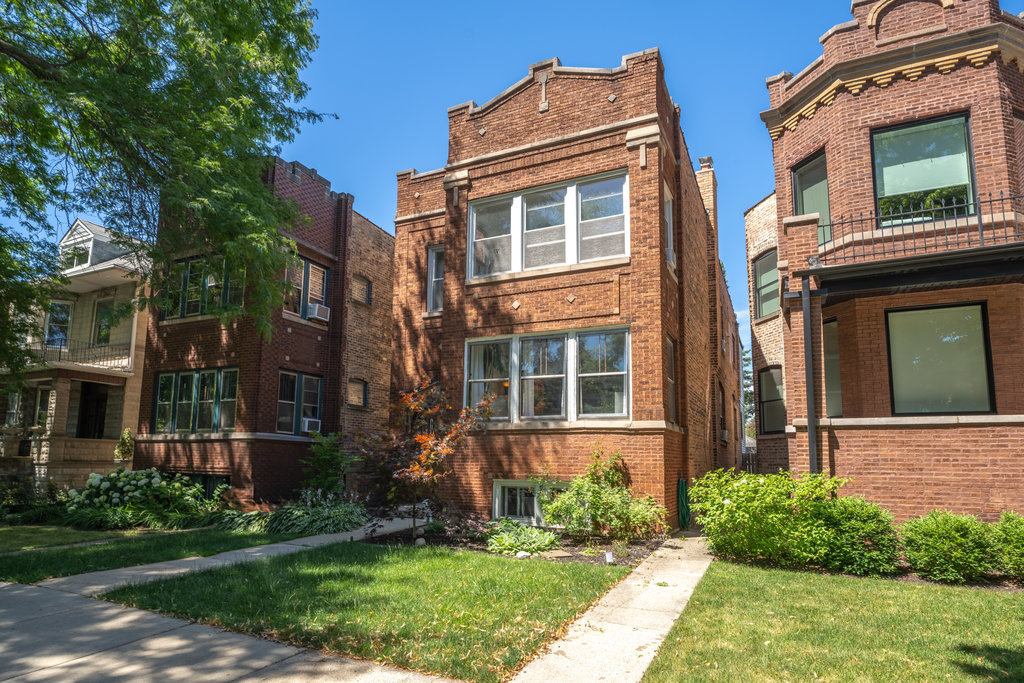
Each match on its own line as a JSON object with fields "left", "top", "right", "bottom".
{"left": 114, "top": 428, "right": 134, "bottom": 462}
{"left": 539, "top": 446, "right": 667, "bottom": 540}
{"left": 485, "top": 521, "right": 560, "bottom": 556}
{"left": 993, "top": 511, "right": 1024, "bottom": 579}
{"left": 216, "top": 490, "right": 367, "bottom": 536}
{"left": 1, "top": 0, "right": 325, "bottom": 344}
{"left": 302, "top": 432, "right": 360, "bottom": 494}
{"left": 901, "top": 510, "right": 996, "bottom": 583}
{"left": 65, "top": 468, "right": 224, "bottom": 529}
{"left": 690, "top": 469, "right": 843, "bottom": 568}
{"left": 816, "top": 497, "right": 900, "bottom": 576}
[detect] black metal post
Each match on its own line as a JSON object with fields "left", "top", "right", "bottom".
{"left": 802, "top": 276, "right": 819, "bottom": 474}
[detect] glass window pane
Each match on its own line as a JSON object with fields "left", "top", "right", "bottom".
{"left": 303, "top": 377, "right": 321, "bottom": 419}
{"left": 525, "top": 189, "right": 565, "bottom": 230}
{"left": 205, "top": 256, "right": 225, "bottom": 310}
{"left": 794, "top": 154, "right": 831, "bottom": 244}
{"left": 888, "top": 305, "right": 991, "bottom": 413}
{"left": 579, "top": 376, "right": 628, "bottom": 415}
{"left": 469, "top": 380, "right": 508, "bottom": 417}
{"left": 578, "top": 332, "right": 627, "bottom": 374}
{"left": 308, "top": 264, "right": 327, "bottom": 307}
{"left": 218, "top": 402, "right": 236, "bottom": 431}
{"left": 521, "top": 377, "right": 564, "bottom": 418}
{"left": 754, "top": 251, "right": 779, "bottom": 318}
{"left": 220, "top": 370, "right": 238, "bottom": 401}
{"left": 762, "top": 399, "right": 786, "bottom": 433}
{"left": 176, "top": 374, "right": 194, "bottom": 432}
{"left": 285, "top": 263, "right": 304, "bottom": 314}
{"left": 184, "top": 259, "right": 205, "bottom": 316}
{"left": 93, "top": 300, "right": 114, "bottom": 346}
{"left": 468, "top": 342, "right": 510, "bottom": 380}
{"left": 474, "top": 200, "right": 512, "bottom": 239}
{"left": 278, "top": 373, "right": 296, "bottom": 402}
{"left": 823, "top": 321, "right": 843, "bottom": 418}
{"left": 46, "top": 302, "right": 72, "bottom": 348}
{"left": 759, "top": 367, "right": 785, "bottom": 433}
{"left": 276, "top": 402, "right": 295, "bottom": 432}
{"left": 873, "top": 117, "right": 972, "bottom": 215}
{"left": 759, "top": 367, "right": 784, "bottom": 401}
{"left": 520, "top": 337, "right": 565, "bottom": 377}
{"left": 428, "top": 248, "right": 444, "bottom": 312}
{"left": 579, "top": 229, "right": 625, "bottom": 261}
{"left": 580, "top": 177, "right": 625, "bottom": 221}
{"left": 474, "top": 236, "right": 512, "bottom": 276}
{"left": 524, "top": 224, "right": 566, "bottom": 268}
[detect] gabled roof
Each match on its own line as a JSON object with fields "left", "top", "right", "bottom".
{"left": 58, "top": 217, "right": 115, "bottom": 245}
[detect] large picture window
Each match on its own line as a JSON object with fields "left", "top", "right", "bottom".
{"left": 466, "top": 328, "right": 629, "bottom": 423}
{"left": 793, "top": 152, "right": 831, "bottom": 244}
{"left": 154, "top": 367, "right": 238, "bottom": 435}
{"left": 758, "top": 367, "right": 785, "bottom": 434}
{"left": 872, "top": 115, "right": 974, "bottom": 220}
{"left": 886, "top": 304, "right": 993, "bottom": 414}
{"left": 753, "top": 250, "right": 779, "bottom": 319}
{"left": 468, "top": 171, "right": 628, "bottom": 279}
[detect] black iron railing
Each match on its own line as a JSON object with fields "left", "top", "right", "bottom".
{"left": 816, "top": 191, "right": 1024, "bottom": 266}
{"left": 26, "top": 340, "right": 132, "bottom": 369}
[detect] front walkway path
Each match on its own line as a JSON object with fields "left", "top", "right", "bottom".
{"left": 37, "top": 517, "right": 414, "bottom": 597}
{"left": 512, "top": 535, "right": 713, "bottom": 683}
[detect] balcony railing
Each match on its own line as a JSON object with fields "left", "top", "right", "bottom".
{"left": 26, "top": 340, "right": 132, "bottom": 371}
{"left": 817, "top": 191, "right": 1024, "bottom": 266}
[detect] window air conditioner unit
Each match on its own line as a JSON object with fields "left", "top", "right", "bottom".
{"left": 720, "top": 429, "right": 729, "bottom": 443}
{"left": 308, "top": 304, "right": 330, "bottom": 322}
{"left": 302, "top": 418, "right": 321, "bottom": 434}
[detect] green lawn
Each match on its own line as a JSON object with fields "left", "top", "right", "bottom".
{"left": 0, "top": 525, "right": 144, "bottom": 553}
{"left": 0, "top": 529, "right": 297, "bottom": 583}
{"left": 644, "top": 561, "right": 1024, "bottom": 681}
{"left": 106, "top": 543, "right": 628, "bottom": 682}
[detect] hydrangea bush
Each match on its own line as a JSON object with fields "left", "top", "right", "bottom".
{"left": 65, "top": 467, "right": 224, "bottom": 529}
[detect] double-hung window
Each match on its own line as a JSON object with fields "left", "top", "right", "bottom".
{"left": 468, "top": 171, "right": 628, "bottom": 279}
{"left": 666, "top": 337, "right": 678, "bottom": 424}
{"left": 872, "top": 115, "right": 974, "bottom": 222}
{"left": 93, "top": 299, "right": 114, "bottom": 347}
{"left": 466, "top": 328, "right": 630, "bottom": 422}
{"left": 154, "top": 368, "right": 238, "bottom": 434}
{"left": 284, "top": 258, "right": 329, "bottom": 320}
{"left": 886, "top": 303, "right": 993, "bottom": 414}
{"left": 758, "top": 367, "right": 785, "bottom": 434}
{"left": 45, "top": 302, "right": 72, "bottom": 349}
{"left": 426, "top": 246, "right": 444, "bottom": 312}
{"left": 276, "top": 371, "right": 322, "bottom": 434}
{"left": 753, "top": 250, "right": 779, "bottom": 319}
{"left": 793, "top": 152, "right": 831, "bottom": 244}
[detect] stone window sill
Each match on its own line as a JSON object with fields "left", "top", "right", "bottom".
{"left": 466, "top": 256, "right": 629, "bottom": 286}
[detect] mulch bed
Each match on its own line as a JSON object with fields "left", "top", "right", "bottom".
{"left": 363, "top": 526, "right": 667, "bottom": 568}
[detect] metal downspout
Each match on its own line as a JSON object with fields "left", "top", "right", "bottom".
{"left": 802, "top": 276, "right": 818, "bottom": 474}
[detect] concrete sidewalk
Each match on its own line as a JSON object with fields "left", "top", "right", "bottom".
{"left": 37, "top": 516, "right": 415, "bottom": 597}
{"left": 512, "top": 535, "right": 713, "bottom": 683}
{"left": 0, "top": 582, "right": 450, "bottom": 681}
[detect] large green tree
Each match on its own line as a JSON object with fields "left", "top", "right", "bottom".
{"left": 1, "top": 0, "right": 323, "bottom": 383}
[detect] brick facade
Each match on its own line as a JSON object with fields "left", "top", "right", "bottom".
{"left": 393, "top": 49, "right": 734, "bottom": 525}
{"left": 750, "top": 0, "right": 1024, "bottom": 519}
{"left": 134, "top": 159, "right": 393, "bottom": 505}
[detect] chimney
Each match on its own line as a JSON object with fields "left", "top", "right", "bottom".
{"left": 696, "top": 156, "right": 718, "bottom": 232}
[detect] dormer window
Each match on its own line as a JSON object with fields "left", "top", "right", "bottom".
{"left": 61, "top": 242, "right": 90, "bottom": 269}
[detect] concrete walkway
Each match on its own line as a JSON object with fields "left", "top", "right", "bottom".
{"left": 0, "top": 516, "right": 455, "bottom": 681}
{"left": 37, "top": 517, "right": 415, "bottom": 597}
{"left": 512, "top": 535, "right": 713, "bottom": 683}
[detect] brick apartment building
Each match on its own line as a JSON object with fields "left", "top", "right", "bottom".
{"left": 134, "top": 159, "right": 393, "bottom": 503}
{"left": 393, "top": 48, "right": 740, "bottom": 525}
{"left": 749, "top": 0, "right": 1024, "bottom": 520}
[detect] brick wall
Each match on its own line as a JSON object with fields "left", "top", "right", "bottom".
{"left": 136, "top": 159, "right": 392, "bottom": 504}
{"left": 393, "top": 49, "right": 720, "bottom": 523}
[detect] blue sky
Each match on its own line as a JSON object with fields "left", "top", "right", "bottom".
{"left": 273, "top": 1, "right": 871, "bottom": 348}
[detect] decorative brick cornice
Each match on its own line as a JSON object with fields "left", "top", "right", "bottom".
{"left": 867, "top": 0, "right": 954, "bottom": 28}
{"left": 767, "top": 43, "right": 997, "bottom": 140}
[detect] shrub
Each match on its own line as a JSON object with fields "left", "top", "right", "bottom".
{"left": 901, "top": 510, "right": 996, "bottom": 583}
{"left": 484, "top": 519, "right": 559, "bottom": 555}
{"left": 539, "top": 447, "right": 667, "bottom": 540}
{"left": 302, "top": 432, "right": 360, "bottom": 494}
{"left": 815, "top": 497, "right": 900, "bottom": 576}
{"left": 690, "top": 469, "right": 842, "bottom": 567}
{"left": 992, "top": 510, "right": 1024, "bottom": 580}
{"left": 215, "top": 489, "right": 368, "bottom": 536}
{"left": 65, "top": 468, "right": 224, "bottom": 529}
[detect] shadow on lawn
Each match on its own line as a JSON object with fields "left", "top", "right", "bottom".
{"left": 954, "top": 644, "right": 1024, "bottom": 681}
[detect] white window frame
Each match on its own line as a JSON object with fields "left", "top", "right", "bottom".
{"left": 62, "top": 239, "right": 91, "bottom": 269}
{"left": 426, "top": 245, "right": 444, "bottom": 312}
{"left": 464, "top": 326, "right": 631, "bottom": 423}
{"left": 492, "top": 479, "right": 544, "bottom": 525}
{"left": 467, "top": 170, "right": 629, "bottom": 280}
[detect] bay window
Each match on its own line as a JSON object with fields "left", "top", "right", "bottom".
{"left": 468, "top": 171, "right": 628, "bottom": 279}
{"left": 872, "top": 115, "right": 974, "bottom": 220}
{"left": 886, "top": 303, "right": 992, "bottom": 414}
{"left": 466, "top": 327, "right": 630, "bottom": 422}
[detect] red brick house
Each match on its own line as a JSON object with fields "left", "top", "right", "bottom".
{"left": 393, "top": 49, "right": 740, "bottom": 525}
{"left": 134, "top": 159, "right": 393, "bottom": 504}
{"left": 749, "top": 0, "right": 1024, "bottom": 520}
